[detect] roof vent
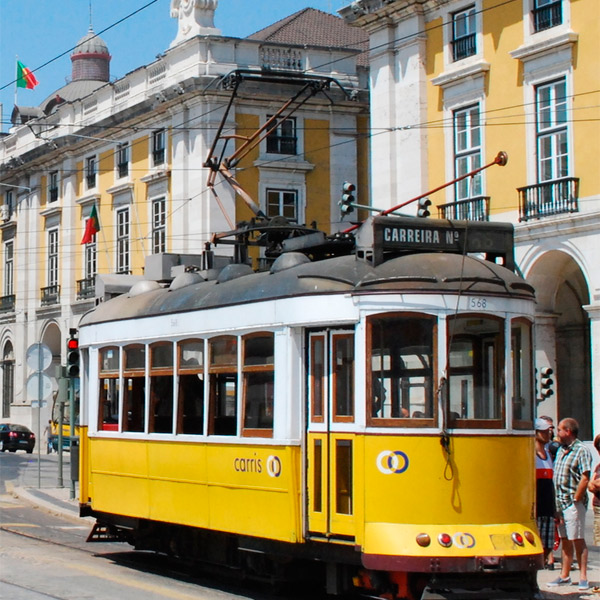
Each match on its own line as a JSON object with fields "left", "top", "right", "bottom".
{"left": 128, "top": 280, "right": 162, "bottom": 297}
{"left": 169, "top": 272, "right": 205, "bottom": 291}
{"left": 217, "top": 263, "right": 253, "bottom": 283}
{"left": 270, "top": 252, "right": 311, "bottom": 274}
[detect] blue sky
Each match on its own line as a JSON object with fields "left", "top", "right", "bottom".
{"left": 0, "top": 0, "right": 350, "bottom": 132}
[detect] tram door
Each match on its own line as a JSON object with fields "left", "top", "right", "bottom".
{"left": 306, "top": 330, "right": 355, "bottom": 539}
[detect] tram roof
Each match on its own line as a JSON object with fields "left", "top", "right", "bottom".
{"left": 79, "top": 252, "right": 535, "bottom": 328}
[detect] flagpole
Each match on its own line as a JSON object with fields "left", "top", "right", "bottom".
{"left": 14, "top": 55, "right": 19, "bottom": 107}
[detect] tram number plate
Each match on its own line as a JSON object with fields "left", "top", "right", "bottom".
{"left": 468, "top": 297, "right": 489, "bottom": 310}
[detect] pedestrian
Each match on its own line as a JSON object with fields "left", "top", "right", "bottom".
{"left": 539, "top": 415, "right": 560, "bottom": 460}
{"left": 588, "top": 434, "right": 600, "bottom": 546}
{"left": 547, "top": 418, "right": 592, "bottom": 592}
{"left": 43, "top": 420, "right": 53, "bottom": 454}
{"left": 534, "top": 418, "right": 556, "bottom": 569}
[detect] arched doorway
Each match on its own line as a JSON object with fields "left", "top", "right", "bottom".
{"left": 526, "top": 251, "right": 592, "bottom": 439}
{"left": 2, "top": 340, "right": 15, "bottom": 418}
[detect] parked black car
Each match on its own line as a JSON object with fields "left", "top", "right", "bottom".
{"left": 0, "top": 423, "right": 36, "bottom": 453}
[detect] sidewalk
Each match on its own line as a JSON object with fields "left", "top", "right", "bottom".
{"left": 8, "top": 483, "right": 600, "bottom": 598}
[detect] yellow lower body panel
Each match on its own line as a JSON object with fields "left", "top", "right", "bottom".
{"left": 87, "top": 437, "right": 302, "bottom": 543}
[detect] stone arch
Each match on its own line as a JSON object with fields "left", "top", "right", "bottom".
{"left": 525, "top": 250, "right": 592, "bottom": 439}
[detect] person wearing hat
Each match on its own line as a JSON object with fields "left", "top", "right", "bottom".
{"left": 535, "top": 417, "right": 556, "bottom": 569}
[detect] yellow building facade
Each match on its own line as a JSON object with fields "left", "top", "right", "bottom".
{"left": 341, "top": 0, "right": 599, "bottom": 438}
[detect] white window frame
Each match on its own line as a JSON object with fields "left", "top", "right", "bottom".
{"left": 451, "top": 5, "right": 477, "bottom": 62}
{"left": 265, "top": 188, "right": 300, "bottom": 222}
{"left": 116, "top": 142, "right": 130, "bottom": 179}
{"left": 4, "top": 241, "right": 14, "bottom": 297}
{"left": 440, "top": 0, "right": 484, "bottom": 71}
{"left": 453, "top": 104, "right": 482, "bottom": 200}
{"left": 535, "top": 78, "right": 569, "bottom": 183}
{"left": 86, "top": 155, "right": 97, "bottom": 190}
{"left": 85, "top": 240, "right": 97, "bottom": 281}
{"left": 152, "top": 197, "right": 166, "bottom": 254}
{"left": 521, "top": 0, "right": 570, "bottom": 41}
{"left": 116, "top": 207, "right": 130, "bottom": 274}
{"left": 47, "top": 228, "right": 59, "bottom": 287}
{"left": 48, "top": 171, "right": 59, "bottom": 203}
{"left": 152, "top": 129, "right": 166, "bottom": 166}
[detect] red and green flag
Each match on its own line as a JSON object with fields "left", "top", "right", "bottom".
{"left": 16, "top": 60, "right": 39, "bottom": 90}
{"left": 81, "top": 204, "right": 100, "bottom": 244}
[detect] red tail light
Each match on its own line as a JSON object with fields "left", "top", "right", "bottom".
{"left": 8, "top": 431, "right": 17, "bottom": 438}
{"left": 31, "top": 433, "right": 35, "bottom": 439}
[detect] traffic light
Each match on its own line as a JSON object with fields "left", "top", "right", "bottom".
{"left": 539, "top": 367, "right": 554, "bottom": 399}
{"left": 339, "top": 181, "right": 356, "bottom": 215}
{"left": 417, "top": 197, "right": 431, "bottom": 218}
{"left": 66, "top": 330, "right": 80, "bottom": 378}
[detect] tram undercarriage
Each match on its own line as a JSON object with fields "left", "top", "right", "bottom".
{"left": 85, "top": 510, "right": 540, "bottom": 600}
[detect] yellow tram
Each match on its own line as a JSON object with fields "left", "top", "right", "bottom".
{"left": 78, "top": 216, "right": 542, "bottom": 599}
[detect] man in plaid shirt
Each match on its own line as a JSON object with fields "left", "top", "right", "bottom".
{"left": 547, "top": 418, "right": 592, "bottom": 591}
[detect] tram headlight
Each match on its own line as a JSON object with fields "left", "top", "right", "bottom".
{"left": 416, "top": 533, "right": 431, "bottom": 547}
{"left": 438, "top": 533, "right": 452, "bottom": 548}
{"left": 511, "top": 532, "right": 524, "bottom": 546}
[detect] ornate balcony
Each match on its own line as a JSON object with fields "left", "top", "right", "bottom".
{"left": 518, "top": 177, "right": 579, "bottom": 222}
{"left": 41, "top": 284, "right": 60, "bottom": 306}
{"left": 437, "top": 196, "right": 489, "bottom": 221}
{"left": 0, "top": 294, "right": 15, "bottom": 313}
{"left": 77, "top": 277, "right": 96, "bottom": 300}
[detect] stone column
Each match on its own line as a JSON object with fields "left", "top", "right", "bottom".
{"left": 584, "top": 302, "right": 600, "bottom": 439}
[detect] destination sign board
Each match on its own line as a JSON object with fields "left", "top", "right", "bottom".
{"left": 356, "top": 216, "right": 515, "bottom": 270}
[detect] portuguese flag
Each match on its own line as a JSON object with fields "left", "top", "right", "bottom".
{"left": 81, "top": 204, "right": 100, "bottom": 244}
{"left": 16, "top": 60, "right": 39, "bottom": 90}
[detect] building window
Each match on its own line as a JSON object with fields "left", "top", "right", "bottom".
{"left": 453, "top": 104, "right": 482, "bottom": 200}
{"left": 86, "top": 156, "right": 97, "bottom": 189}
{"left": 152, "top": 129, "right": 165, "bottom": 166}
{"left": 2, "top": 342, "right": 15, "bottom": 418}
{"left": 452, "top": 6, "right": 477, "bottom": 61}
{"left": 85, "top": 239, "right": 97, "bottom": 281}
{"left": 3, "top": 190, "right": 13, "bottom": 220}
{"left": 48, "top": 171, "right": 59, "bottom": 202}
{"left": 266, "top": 188, "right": 299, "bottom": 222}
{"left": 4, "top": 241, "right": 14, "bottom": 297}
{"left": 266, "top": 116, "right": 297, "bottom": 155}
{"left": 152, "top": 197, "right": 166, "bottom": 254}
{"left": 536, "top": 79, "right": 568, "bottom": 185}
{"left": 533, "top": 0, "right": 562, "bottom": 32}
{"left": 48, "top": 228, "right": 59, "bottom": 288}
{"left": 116, "top": 207, "right": 130, "bottom": 274}
{"left": 117, "top": 143, "right": 129, "bottom": 178}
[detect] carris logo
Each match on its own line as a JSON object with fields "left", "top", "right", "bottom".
{"left": 376, "top": 450, "right": 409, "bottom": 474}
{"left": 266, "top": 455, "right": 282, "bottom": 478}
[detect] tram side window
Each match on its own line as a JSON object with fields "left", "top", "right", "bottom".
{"left": 98, "top": 347, "right": 120, "bottom": 431}
{"left": 242, "top": 333, "right": 274, "bottom": 437}
{"left": 368, "top": 314, "right": 435, "bottom": 425}
{"left": 149, "top": 343, "right": 174, "bottom": 434}
{"left": 511, "top": 319, "right": 534, "bottom": 429}
{"left": 177, "top": 340, "right": 205, "bottom": 435}
{"left": 208, "top": 336, "right": 237, "bottom": 436}
{"left": 310, "top": 335, "right": 325, "bottom": 423}
{"left": 123, "top": 345, "right": 146, "bottom": 432}
{"left": 333, "top": 334, "right": 354, "bottom": 421}
{"left": 447, "top": 315, "right": 504, "bottom": 427}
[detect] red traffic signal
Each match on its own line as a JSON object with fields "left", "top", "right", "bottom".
{"left": 66, "top": 333, "right": 80, "bottom": 378}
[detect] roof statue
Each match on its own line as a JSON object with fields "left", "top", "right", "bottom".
{"left": 170, "top": 0, "right": 221, "bottom": 47}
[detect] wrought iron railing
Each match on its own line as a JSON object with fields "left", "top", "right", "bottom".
{"left": 452, "top": 33, "right": 476, "bottom": 61}
{"left": 518, "top": 177, "right": 579, "bottom": 222}
{"left": 77, "top": 277, "right": 95, "bottom": 300}
{"left": 41, "top": 284, "right": 60, "bottom": 306}
{"left": 437, "top": 196, "right": 490, "bottom": 221}
{"left": 533, "top": 1, "right": 562, "bottom": 32}
{"left": 0, "top": 294, "right": 15, "bottom": 313}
